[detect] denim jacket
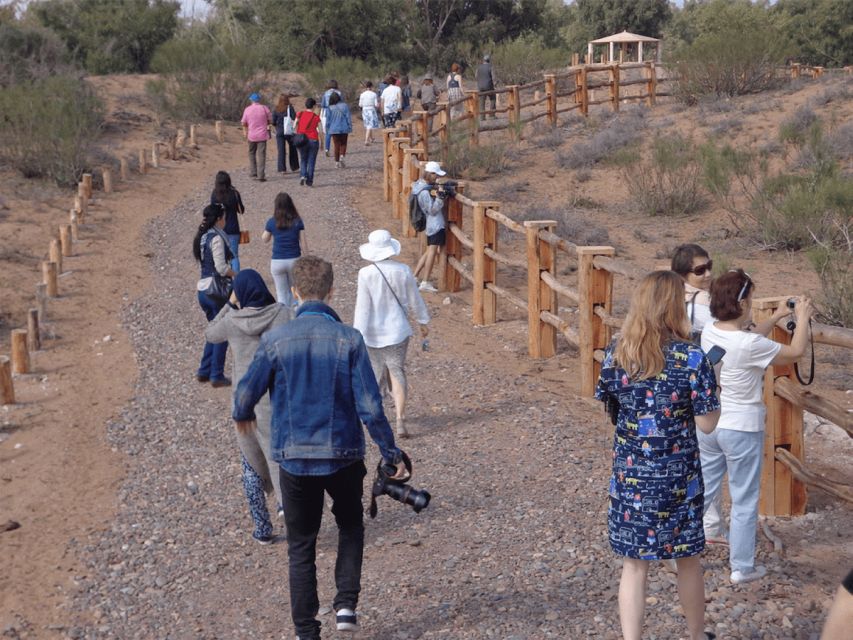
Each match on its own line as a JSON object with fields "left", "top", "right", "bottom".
{"left": 232, "top": 300, "right": 402, "bottom": 475}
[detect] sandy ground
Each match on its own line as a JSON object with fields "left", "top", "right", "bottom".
{"left": 0, "top": 71, "right": 850, "bottom": 637}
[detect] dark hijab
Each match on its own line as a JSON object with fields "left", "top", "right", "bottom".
{"left": 233, "top": 269, "right": 276, "bottom": 308}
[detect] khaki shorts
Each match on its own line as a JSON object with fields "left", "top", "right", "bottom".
{"left": 367, "top": 338, "right": 410, "bottom": 394}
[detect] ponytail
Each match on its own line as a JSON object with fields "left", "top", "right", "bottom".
{"left": 193, "top": 204, "right": 225, "bottom": 262}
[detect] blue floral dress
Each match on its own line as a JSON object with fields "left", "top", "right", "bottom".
{"left": 595, "top": 340, "right": 719, "bottom": 560}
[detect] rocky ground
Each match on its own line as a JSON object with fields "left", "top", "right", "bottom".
{"left": 33, "top": 141, "right": 849, "bottom": 640}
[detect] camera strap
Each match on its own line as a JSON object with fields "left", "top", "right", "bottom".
{"left": 793, "top": 319, "right": 815, "bottom": 386}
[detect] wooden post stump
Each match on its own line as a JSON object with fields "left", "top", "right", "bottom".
{"left": 49, "top": 238, "right": 62, "bottom": 275}
{"left": 168, "top": 135, "right": 177, "bottom": 159}
{"left": 76, "top": 183, "right": 88, "bottom": 221}
{"left": 102, "top": 166, "right": 113, "bottom": 193}
{"left": 176, "top": 128, "right": 187, "bottom": 147}
{"left": 69, "top": 211, "right": 79, "bottom": 241}
{"left": 525, "top": 221, "right": 558, "bottom": 358}
{"left": 151, "top": 143, "right": 160, "bottom": 168}
{"left": 0, "top": 357, "right": 14, "bottom": 404}
{"left": 11, "top": 329, "right": 29, "bottom": 374}
{"left": 577, "top": 246, "right": 615, "bottom": 396}
{"left": 82, "top": 173, "right": 93, "bottom": 201}
{"left": 120, "top": 157, "right": 129, "bottom": 181}
{"left": 753, "top": 297, "right": 807, "bottom": 516}
{"left": 138, "top": 148, "right": 147, "bottom": 174}
{"left": 60, "top": 224, "right": 73, "bottom": 257}
{"left": 472, "top": 202, "right": 501, "bottom": 325}
{"left": 27, "top": 308, "right": 40, "bottom": 352}
{"left": 42, "top": 261, "right": 58, "bottom": 298}
{"left": 190, "top": 124, "right": 197, "bottom": 147}
{"left": 215, "top": 120, "right": 224, "bottom": 143}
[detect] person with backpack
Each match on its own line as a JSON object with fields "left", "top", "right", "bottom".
{"left": 353, "top": 230, "right": 430, "bottom": 439}
{"left": 210, "top": 171, "right": 244, "bottom": 272}
{"left": 294, "top": 98, "right": 321, "bottom": 187}
{"left": 320, "top": 80, "right": 342, "bottom": 156}
{"left": 272, "top": 94, "right": 299, "bottom": 174}
{"left": 411, "top": 160, "right": 448, "bottom": 292}
{"left": 326, "top": 92, "right": 352, "bottom": 169}
{"left": 446, "top": 63, "right": 464, "bottom": 118}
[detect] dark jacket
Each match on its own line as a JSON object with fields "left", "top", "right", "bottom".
{"left": 210, "top": 188, "right": 244, "bottom": 235}
{"left": 232, "top": 300, "right": 402, "bottom": 476}
{"left": 476, "top": 62, "right": 495, "bottom": 91}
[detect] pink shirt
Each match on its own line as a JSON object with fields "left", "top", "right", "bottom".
{"left": 241, "top": 103, "right": 272, "bottom": 142}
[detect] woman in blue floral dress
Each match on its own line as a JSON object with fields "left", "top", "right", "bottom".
{"left": 596, "top": 270, "right": 720, "bottom": 640}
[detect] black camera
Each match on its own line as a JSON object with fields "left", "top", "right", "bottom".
{"left": 436, "top": 180, "right": 458, "bottom": 198}
{"left": 787, "top": 298, "right": 796, "bottom": 310}
{"left": 368, "top": 451, "right": 431, "bottom": 518}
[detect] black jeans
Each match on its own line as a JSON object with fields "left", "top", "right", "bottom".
{"left": 280, "top": 461, "right": 367, "bottom": 640}
{"left": 276, "top": 134, "right": 300, "bottom": 172}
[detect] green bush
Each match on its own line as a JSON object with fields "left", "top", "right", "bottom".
{"left": 302, "top": 57, "right": 382, "bottom": 104}
{"left": 148, "top": 36, "right": 268, "bottom": 121}
{"left": 809, "top": 243, "right": 852, "bottom": 327}
{"left": 621, "top": 134, "right": 704, "bottom": 216}
{"left": 0, "top": 22, "right": 72, "bottom": 86}
{"left": 0, "top": 76, "right": 103, "bottom": 186}
{"left": 444, "top": 123, "right": 512, "bottom": 180}
{"left": 489, "top": 34, "right": 568, "bottom": 86}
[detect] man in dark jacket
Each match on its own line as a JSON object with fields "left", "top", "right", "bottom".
{"left": 233, "top": 255, "right": 406, "bottom": 640}
{"left": 476, "top": 54, "right": 496, "bottom": 120}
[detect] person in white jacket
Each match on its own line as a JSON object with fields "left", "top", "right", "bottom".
{"left": 353, "top": 230, "right": 430, "bottom": 438}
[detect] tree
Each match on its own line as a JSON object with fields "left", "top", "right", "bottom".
{"left": 30, "top": 0, "right": 180, "bottom": 74}
{"left": 774, "top": 0, "right": 853, "bottom": 67}
{"left": 563, "top": 0, "right": 672, "bottom": 57}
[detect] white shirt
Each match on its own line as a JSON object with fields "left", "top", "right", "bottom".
{"left": 380, "top": 85, "right": 402, "bottom": 114}
{"left": 359, "top": 90, "right": 378, "bottom": 110}
{"left": 701, "top": 323, "right": 781, "bottom": 432}
{"left": 353, "top": 259, "right": 430, "bottom": 348}
{"left": 685, "top": 284, "right": 713, "bottom": 334}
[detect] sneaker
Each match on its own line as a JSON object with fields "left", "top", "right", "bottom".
{"left": 705, "top": 533, "right": 729, "bottom": 546}
{"left": 731, "top": 565, "right": 767, "bottom": 584}
{"left": 210, "top": 377, "right": 232, "bottom": 388}
{"left": 339, "top": 157, "right": 345, "bottom": 168}
{"left": 253, "top": 532, "right": 274, "bottom": 545}
{"left": 258, "top": 177, "right": 267, "bottom": 182}
{"left": 196, "top": 374, "right": 209, "bottom": 383}
{"left": 336, "top": 608, "right": 357, "bottom": 632}
{"left": 277, "top": 506, "right": 284, "bottom": 519}
{"left": 324, "top": 150, "right": 330, "bottom": 157}
{"left": 418, "top": 281, "right": 438, "bottom": 293}
{"left": 335, "top": 160, "right": 341, "bottom": 169}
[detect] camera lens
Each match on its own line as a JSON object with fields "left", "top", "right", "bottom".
{"left": 383, "top": 482, "right": 431, "bottom": 513}
{"left": 787, "top": 298, "right": 796, "bottom": 309}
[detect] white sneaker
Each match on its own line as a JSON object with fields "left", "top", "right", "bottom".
{"left": 339, "top": 156, "right": 345, "bottom": 168}
{"left": 731, "top": 565, "right": 767, "bottom": 584}
{"left": 335, "top": 160, "right": 341, "bottom": 169}
{"left": 419, "top": 281, "right": 438, "bottom": 293}
{"left": 336, "top": 608, "right": 358, "bottom": 632}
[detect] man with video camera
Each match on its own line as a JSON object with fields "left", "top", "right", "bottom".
{"left": 412, "top": 160, "right": 454, "bottom": 293}
{"left": 233, "top": 256, "right": 407, "bottom": 640}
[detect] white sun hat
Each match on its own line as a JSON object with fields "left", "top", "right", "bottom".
{"left": 359, "top": 229, "right": 402, "bottom": 262}
{"left": 424, "top": 160, "right": 446, "bottom": 176}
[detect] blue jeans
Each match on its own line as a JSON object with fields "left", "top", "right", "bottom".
{"left": 698, "top": 428, "right": 764, "bottom": 573}
{"left": 226, "top": 233, "right": 240, "bottom": 273}
{"left": 298, "top": 140, "right": 319, "bottom": 186}
{"left": 197, "top": 290, "right": 228, "bottom": 381}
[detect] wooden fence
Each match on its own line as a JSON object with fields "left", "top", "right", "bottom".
{"left": 381, "top": 69, "right": 852, "bottom": 517}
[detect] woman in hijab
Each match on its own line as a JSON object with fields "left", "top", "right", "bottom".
{"left": 205, "top": 269, "right": 292, "bottom": 544}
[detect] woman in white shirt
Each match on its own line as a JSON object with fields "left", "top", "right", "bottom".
{"left": 671, "top": 244, "right": 713, "bottom": 339}
{"left": 358, "top": 81, "right": 380, "bottom": 145}
{"left": 380, "top": 75, "right": 403, "bottom": 128}
{"left": 700, "top": 269, "right": 813, "bottom": 584}
{"left": 353, "top": 230, "right": 430, "bottom": 438}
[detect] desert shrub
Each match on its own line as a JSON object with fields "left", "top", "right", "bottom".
{"left": 489, "top": 34, "right": 568, "bottom": 86}
{"left": 809, "top": 243, "right": 853, "bottom": 327}
{"left": 303, "top": 57, "right": 381, "bottom": 104}
{"left": 0, "top": 22, "right": 73, "bottom": 86}
{"left": 444, "top": 136, "right": 512, "bottom": 181}
{"left": 148, "top": 36, "right": 268, "bottom": 121}
{"left": 0, "top": 76, "right": 103, "bottom": 186}
{"left": 710, "top": 116, "right": 743, "bottom": 137}
{"left": 556, "top": 111, "right": 645, "bottom": 169}
{"left": 779, "top": 106, "right": 817, "bottom": 145}
{"left": 513, "top": 204, "right": 609, "bottom": 246}
{"left": 621, "top": 134, "right": 704, "bottom": 217}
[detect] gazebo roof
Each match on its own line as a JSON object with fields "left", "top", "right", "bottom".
{"left": 590, "top": 30, "right": 660, "bottom": 44}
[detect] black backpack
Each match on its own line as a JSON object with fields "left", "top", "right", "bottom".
{"left": 408, "top": 190, "right": 426, "bottom": 232}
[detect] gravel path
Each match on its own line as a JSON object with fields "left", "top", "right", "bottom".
{"left": 63, "top": 141, "right": 844, "bottom": 640}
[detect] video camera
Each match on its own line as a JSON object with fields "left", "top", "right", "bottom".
{"left": 368, "top": 451, "right": 431, "bottom": 518}
{"left": 435, "top": 179, "right": 458, "bottom": 198}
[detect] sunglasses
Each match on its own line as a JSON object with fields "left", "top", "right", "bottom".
{"left": 732, "top": 270, "right": 753, "bottom": 302}
{"left": 688, "top": 260, "right": 713, "bottom": 276}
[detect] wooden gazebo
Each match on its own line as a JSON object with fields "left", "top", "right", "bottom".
{"left": 588, "top": 31, "right": 661, "bottom": 64}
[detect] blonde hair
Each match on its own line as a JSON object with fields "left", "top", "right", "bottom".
{"left": 614, "top": 271, "right": 691, "bottom": 380}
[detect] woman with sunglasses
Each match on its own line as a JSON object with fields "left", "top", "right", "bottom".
{"left": 699, "top": 269, "right": 813, "bottom": 584}
{"left": 671, "top": 244, "right": 713, "bottom": 339}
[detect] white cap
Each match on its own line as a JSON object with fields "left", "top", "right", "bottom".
{"left": 424, "top": 161, "right": 446, "bottom": 176}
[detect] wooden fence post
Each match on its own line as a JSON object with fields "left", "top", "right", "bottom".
{"left": 472, "top": 202, "right": 501, "bottom": 325}
{"left": 753, "top": 297, "right": 807, "bottom": 516}
{"left": 60, "top": 224, "right": 72, "bottom": 257}
{"left": 27, "top": 309, "right": 40, "bottom": 352}
{"left": 466, "top": 92, "right": 479, "bottom": 146}
{"left": 544, "top": 74, "right": 557, "bottom": 126}
{"left": 507, "top": 86, "right": 521, "bottom": 137}
{"left": 76, "top": 183, "right": 88, "bottom": 221}
{"left": 577, "top": 246, "right": 615, "bottom": 396}
{"left": 413, "top": 111, "right": 430, "bottom": 157}
{"left": 645, "top": 61, "right": 657, "bottom": 107}
{"left": 49, "top": 238, "right": 62, "bottom": 275}
{"left": 151, "top": 142, "right": 160, "bottom": 168}
{"left": 120, "top": 157, "right": 129, "bottom": 181}
{"left": 391, "top": 137, "right": 410, "bottom": 221}
{"left": 401, "top": 148, "right": 424, "bottom": 238}
{"left": 609, "top": 64, "right": 620, "bottom": 112}
{"left": 11, "top": 329, "right": 29, "bottom": 374}
{"left": 215, "top": 120, "right": 224, "bottom": 143}
{"left": 102, "top": 166, "right": 113, "bottom": 193}
{"left": 190, "top": 124, "right": 197, "bottom": 147}
{"left": 35, "top": 283, "right": 47, "bottom": 321}
{"left": 0, "top": 357, "right": 14, "bottom": 405}
{"left": 42, "top": 261, "right": 58, "bottom": 298}
{"left": 525, "top": 221, "right": 558, "bottom": 358}
{"left": 440, "top": 184, "right": 464, "bottom": 293}
{"left": 138, "top": 148, "right": 147, "bottom": 174}
{"left": 382, "top": 129, "right": 393, "bottom": 202}
{"left": 82, "top": 173, "right": 93, "bottom": 201}
{"left": 577, "top": 67, "right": 589, "bottom": 116}
{"left": 437, "top": 103, "right": 450, "bottom": 163}
{"left": 69, "top": 211, "right": 79, "bottom": 241}
{"left": 572, "top": 53, "right": 580, "bottom": 67}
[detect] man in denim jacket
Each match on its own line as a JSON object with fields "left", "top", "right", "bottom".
{"left": 233, "top": 256, "right": 405, "bottom": 640}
